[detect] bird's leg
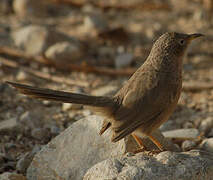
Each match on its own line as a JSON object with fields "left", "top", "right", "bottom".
{"left": 147, "top": 134, "right": 164, "bottom": 151}
{"left": 131, "top": 134, "right": 146, "bottom": 153}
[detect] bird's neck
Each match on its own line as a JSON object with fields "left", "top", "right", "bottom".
{"left": 147, "top": 51, "right": 184, "bottom": 76}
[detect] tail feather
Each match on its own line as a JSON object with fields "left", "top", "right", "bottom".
{"left": 6, "top": 81, "right": 116, "bottom": 108}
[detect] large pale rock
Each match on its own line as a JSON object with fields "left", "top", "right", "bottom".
{"left": 84, "top": 150, "right": 213, "bottom": 180}
{"left": 26, "top": 115, "right": 126, "bottom": 180}
{"left": 11, "top": 25, "right": 69, "bottom": 56}
{"left": 26, "top": 115, "right": 179, "bottom": 179}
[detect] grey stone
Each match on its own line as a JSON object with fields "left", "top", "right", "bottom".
{"left": 31, "top": 128, "right": 50, "bottom": 141}
{"left": 16, "top": 145, "right": 42, "bottom": 174}
{"left": 163, "top": 128, "right": 200, "bottom": 140}
{"left": 159, "top": 120, "right": 179, "bottom": 132}
{"left": 200, "top": 138, "right": 213, "bottom": 153}
{"left": 199, "top": 117, "right": 213, "bottom": 134}
{"left": 62, "top": 102, "right": 82, "bottom": 111}
{"left": 0, "top": 172, "right": 26, "bottom": 180}
{"left": 84, "top": 150, "right": 213, "bottom": 180}
{"left": 182, "top": 140, "right": 197, "bottom": 151}
{"left": 115, "top": 53, "right": 133, "bottom": 69}
{"left": 45, "top": 41, "right": 83, "bottom": 66}
{"left": 0, "top": 118, "right": 18, "bottom": 131}
{"left": 16, "top": 152, "right": 34, "bottom": 174}
{"left": 26, "top": 115, "right": 126, "bottom": 180}
{"left": 50, "top": 125, "right": 61, "bottom": 136}
{"left": 84, "top": 14, "right": 108, "bottom": 33}
{"left": 11, "top": 25, "right": 69, "bottom": 56}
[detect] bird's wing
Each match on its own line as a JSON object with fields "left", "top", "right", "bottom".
{"left": 111, "top": 70, "right": 178, "bottom": 142}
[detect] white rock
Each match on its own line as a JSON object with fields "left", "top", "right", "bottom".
{"left": 61, "top": 103, "right": 72, "bottom": 111}
{"left": 62, "top": 103, "right": 82, "bottom": 111}
{"left": 45, "top": 41, "right": 83, "bottom": 65}
{"left": 84, "top": 150, "right": 213, "bottom": 180}
{"left": 11, "top": 25, "right": 68, "bottom": 56}
{"left": 200, "top": 138, "right": 213, "bottom": 153}
{"left": 0, "top": 118, "right": 17, "bottom": 131}
{"left": 26, "top": 115, "right": 126, "bottom": 180}
{"left": 162, "top": 128, "right": 200, "bottom": 140}
{"left": 115, "top": 53, "right": 133, "bottom": 69}
{"left": 16, "top": 71, "right": 27, "bottom": 81}
{"left": 182, "top": 140, "right": 197, "bottom": 151}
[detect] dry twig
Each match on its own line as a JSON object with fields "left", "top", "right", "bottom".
{"left": 0, "top": 46, "right": 136, "bottom": 76}
{"left": 0, "top": 57, "right": 89, "bottom": 87}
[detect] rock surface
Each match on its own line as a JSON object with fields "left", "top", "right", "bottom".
{"left": 26, "top": 115, "right": 180, "bottom": 180}
{"left": 84, "top": 150, "right": 213, "bottom": 180}
{"left": 26, "top": 115, "right": 126, "bottom": 180}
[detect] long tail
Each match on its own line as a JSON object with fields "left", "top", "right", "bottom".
{"left": 6, "top": 81, "right": 116, "bottom": 107}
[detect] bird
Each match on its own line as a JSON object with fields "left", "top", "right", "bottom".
{"left": 7, "top": 32, "right": 203, "bottom": 151}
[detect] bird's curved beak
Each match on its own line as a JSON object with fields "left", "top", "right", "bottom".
{"left": 188, "top": 33, "right": 204, "bottom": 41}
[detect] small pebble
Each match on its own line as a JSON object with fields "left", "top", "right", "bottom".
{"left": 16, "top": 152, "right": 33, "bottom": 174}
{"left": 62, "top": 103, "right": 72, "bottom": 111}
{"left": 62, "top": 103, "right": 82, "bottom": 111}
{"left": 182, "top": 140, "right": 197, "bottom": 151}
{"left": 16, "top": 71, "right": 27, "bottom": 81}
{"left": 200, "top": 138, "right": 213, "bottom": 153}
{"left": 115, "top": 53, "right": 133, "bottom": 69}
{"left": 50, "top": 125, "right": 61, "bottom": 136}
{"left": 199, "top": 117, "right": 213, "bottom": 134}
{"left": 31, "top": 128, "right": 50, "bottom": 141}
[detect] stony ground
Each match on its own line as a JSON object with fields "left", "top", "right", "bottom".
{"left": 0, "top": 0, "right": 213, "bottom": 178}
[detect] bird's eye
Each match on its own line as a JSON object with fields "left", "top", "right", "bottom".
{"left": 179, "top": 39, "right": 185, "bottom": 45}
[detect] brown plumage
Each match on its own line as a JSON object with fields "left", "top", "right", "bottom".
{"left": 7, "top": 32, "right": 203, "bottom": 151}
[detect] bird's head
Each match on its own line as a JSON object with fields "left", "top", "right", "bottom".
{"left": 148, "top": 32, "right": 204, "bottom": 73}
